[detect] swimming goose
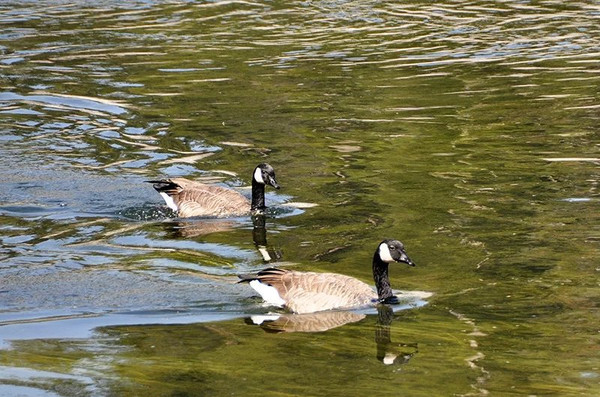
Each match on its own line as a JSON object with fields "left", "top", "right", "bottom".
{"left": 147, "top": 163, "right": 280, "bottom": 218}
{"left": 238, "top": 239, "right": 415, "bottom": 314}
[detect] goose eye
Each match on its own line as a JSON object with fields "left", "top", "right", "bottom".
{"left": 389, "top": 245, "right": 396, "bottom": 250}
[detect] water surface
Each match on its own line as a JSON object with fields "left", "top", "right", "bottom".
{"left": 1, "top": 1, "right": 599, "bottom": 396}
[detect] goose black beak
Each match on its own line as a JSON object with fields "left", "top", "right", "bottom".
{"left": 398, "top": 251, "right": 415, "bottom": 267}
{"left": 269, "top": 177, "right": 280, "bottom": 190}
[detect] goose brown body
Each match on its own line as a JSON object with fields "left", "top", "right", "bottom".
{"left": 154, "top": 178, "right": 251, "bottom": 218}
{"left": 239, "top": 239, "right": 416, "bottom": 314}
{"left": 148, "top": 163, "right": 279, "bottom": 218}
{"left": 244, "top": 268, "right": 378, "bottom": 314}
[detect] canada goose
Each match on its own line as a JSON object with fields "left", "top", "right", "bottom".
{"left": 147, "top": 163, "right": 280, "bottom": 218}
{"left": 238, "top": 239, "right": 415, "bottom": 314}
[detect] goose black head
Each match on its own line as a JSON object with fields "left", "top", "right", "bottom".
{"left": 253, "top": 163, "right": 280, "bottom": 190}
{"left": 377, "top": 239, "right": 415, "bottom": 266}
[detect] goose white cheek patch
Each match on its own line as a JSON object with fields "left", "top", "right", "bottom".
{"left": 378, "top": 243, "right": 395, "bottom": 263}
{"left": 159, "top": 192, "right": 178, "bottom": 211}
{"left": 253, "top": 167, "right": 265, "bottom": 184}
{"left": 249, "top": 280, "right": 285, "bottom": 307}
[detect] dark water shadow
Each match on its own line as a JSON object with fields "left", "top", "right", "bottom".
{"left": 116, "top": 202, "right": 177, "bottom": 222}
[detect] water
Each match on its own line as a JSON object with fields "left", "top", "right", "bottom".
{"left": 1, "top": 0, "right": 599, "bottom": 395}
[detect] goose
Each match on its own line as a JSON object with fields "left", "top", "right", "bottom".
{"left": 238, "top": 239, "right": 415, "bottom": 314}
{"left": 147, "top": 163, "right": 280, "bottom": 218}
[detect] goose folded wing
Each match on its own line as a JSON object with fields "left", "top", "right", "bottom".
{"left": 269, "top": 271, "right": 377, "bottom": 314}
{"left": 176, "top": 185, "right": 250, "bottom": 217}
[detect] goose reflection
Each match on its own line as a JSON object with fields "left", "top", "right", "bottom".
{"left": 172, "top": 219, "right": 237, "bottom": 238}
{"left": 168, "top": 214, "right": 281, "bottom": 262}
{"left": 245, "top": 305, "right": 418, "bottom": 366}
{"left": 375, "top": 305, "right": 418, "bottom": 366}
{"left": 251, "top": 214, "right": 282, "bottom": 262}
{"left": 246, "top": 310, "right": 366, "bottom": 333}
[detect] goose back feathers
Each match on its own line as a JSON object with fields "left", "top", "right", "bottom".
{"left": 239, "top": 239, "right": 415, "bottom": 314}
{"left": 148, "top": 163, "right": 279, "bottom": 218}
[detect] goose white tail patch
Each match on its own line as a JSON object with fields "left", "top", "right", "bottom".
{"left": 249, "top": 280, "right": 285, "bottom": 307}
{"left": 159, "top": 192, "right": 178, "bottom": 211}
{"left": 378, "top": 242, "right": 395, "bottom": 263}
{"left": 253, "top": 167, "right": 265, "bottom": 184}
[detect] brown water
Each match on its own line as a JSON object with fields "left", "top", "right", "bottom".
{"left": 0, "top": 1, "right": 599, "bottom": 396}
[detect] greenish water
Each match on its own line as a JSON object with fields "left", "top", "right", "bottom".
{"left": 1, "top": 1, "right": 599, "bottom": 396}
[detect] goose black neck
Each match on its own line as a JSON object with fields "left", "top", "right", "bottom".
{"left": 251, "top": 179, "right": 266, "bottom": 211}
{"left": 372, "top": 253, "right": 394, "bottom": 300}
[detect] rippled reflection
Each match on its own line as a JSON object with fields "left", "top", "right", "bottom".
{"left": 247, "top": 305, "right": 420, "bottom": 365}
{"left": 0, "top": 0, "right": 598, "bottom": 395}
{"left": 248, "top": 310, "right": 366, "bottom": 333}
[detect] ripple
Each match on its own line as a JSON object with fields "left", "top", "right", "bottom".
{"left": 0, "top": 3, "right": 598, "bottom": 393}
{"left": 0, "top": 91, "right": 128, "bottom": 115}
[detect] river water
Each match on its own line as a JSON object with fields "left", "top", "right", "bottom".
{"left": 0, "top": 1, "right": 598, "bottom": 396}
